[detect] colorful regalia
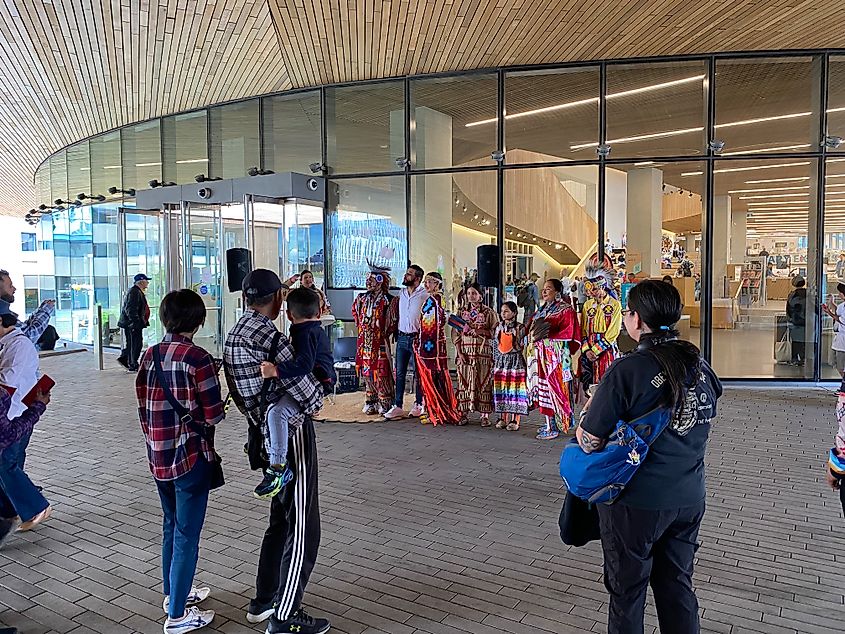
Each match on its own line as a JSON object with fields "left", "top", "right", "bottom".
{"left": 491, "top": 320, "right": 529, "bottom": 416}
{"left": 351, "top": 263, "right": 397, "bottom": 412}
{"left": 530, "top": 298, "right": 581, "bottom": 432}
{"left": 416, "top": 292, "right": 462, "bottom": 426}
{"left": 578, "top": 264, "right": 622, "bottom": 389}
{"left": 452, "top": 302, "right": 497, "bottom": 417}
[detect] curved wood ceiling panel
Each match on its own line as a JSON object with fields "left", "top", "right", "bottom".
{"left": 0, "top": 0, "right": 844, "bottom": 216}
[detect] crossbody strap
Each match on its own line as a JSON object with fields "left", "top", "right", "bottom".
{"left": 258, "top": 331, "right": 282, "bottom": 419}
{"left": 151, "top": 345, "right": 213, "bottom": 444}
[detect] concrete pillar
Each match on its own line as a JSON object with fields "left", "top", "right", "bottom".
{"left": 605, "top": 167, "right": 627, "bottom": 249}
{"left": 713, "top": 195, "right": 732, "bottom": 298}
{"left": 626, "top": 168, "right": 663, "bottom": 278}
{"left": 730, "top": 208, "right": 747, "bottom": 264}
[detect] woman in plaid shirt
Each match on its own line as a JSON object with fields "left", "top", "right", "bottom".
{"left": 136, "top": 290, "right": 225, "bottom": 634}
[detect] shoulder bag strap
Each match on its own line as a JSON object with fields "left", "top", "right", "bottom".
{"left": 151, "top": 345, "right": 212, "bottom": 443}
{"left": 259, "top": 331, "right": 283, "bottom": 418}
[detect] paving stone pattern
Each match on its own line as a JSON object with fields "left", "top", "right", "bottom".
{"left": 0, "top": 352, "right": 842, "bottom": 633}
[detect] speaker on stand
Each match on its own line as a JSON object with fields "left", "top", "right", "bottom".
{"left": 226, "top": 248, "right": 252, "bottom": 293}
{"left": 476, "top": 244, "right": 499, "bottom": 308}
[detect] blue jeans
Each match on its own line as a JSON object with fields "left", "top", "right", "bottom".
{"left": 394, "top": 334, "right": 423, "bottom": 409}
{"left": 0, "top": 430, "right": 49, "bottom": 522}
{"left": 266, "top": 395, "right": 298, "bottom": 466}
{"left": 155, "top": 458, "right": 211, "bottom": 619}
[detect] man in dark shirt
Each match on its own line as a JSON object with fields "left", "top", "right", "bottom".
{"left": 118, "top": 273, "right": 151, "bottom": 371}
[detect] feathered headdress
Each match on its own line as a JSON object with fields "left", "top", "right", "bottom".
{"left": 366, "top": 252, "right": 392, "bottom": 290}
{"left": 584, "top": 263, "right": 618, "bottom": 300}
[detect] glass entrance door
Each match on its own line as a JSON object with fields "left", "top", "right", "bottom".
{"left": 247, "top": 197, "right": 325, "bottom": 332}
{"left": 182, "top": 202, "right": 247, "bottom": 357}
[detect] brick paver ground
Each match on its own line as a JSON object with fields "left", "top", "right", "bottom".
{"left": 0, "top": 351, "right": 841, "bottom": 634}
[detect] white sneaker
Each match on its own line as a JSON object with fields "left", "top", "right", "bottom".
{"left": 163, "top": 606, "right": 214, "bottom": 634}
{"left": 362, "top": 403, "right": 376, "bottom": 415}
{"left": 383, "top": 405, "right": 407, "bottom": 420}
{"left": 163, "top": 587, "right": 211, "bottom": 613}
{"left": 409, "top": 403, "right": 424, "bottom": 418}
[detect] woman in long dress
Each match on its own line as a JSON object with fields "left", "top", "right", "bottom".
{"left": 416, "top": 272, "right": 462, "bottom": 426}
{"left": 530, "top": 279, "right": 581, "bottom": 440}
{"left": 491, "top": 301, "right": 529, "bottom": 431}
{"left": 452, "top": 283, "right": 497, "bottom": 426}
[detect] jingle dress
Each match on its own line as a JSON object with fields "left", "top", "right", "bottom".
{"left": 491, "top": 320, "right": 529, "bottom": 416}
{"left": 451, "top": 302, "right": 497, "bottom": 416}
{"left": 416, "top": 293, "right": 461, "bottom": 425}
{"left": 530, "top": 299, "right": 581, "bottom": 432}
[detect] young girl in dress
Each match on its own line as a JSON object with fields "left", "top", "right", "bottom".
{"left": 491, "top": 301, "right": 529, "bottom": 431}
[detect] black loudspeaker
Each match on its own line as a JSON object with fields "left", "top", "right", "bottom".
{"left": 477, "top": 245, "right": 499, "bottom": 287}
{"left": 226, "top": 248, "right": 252, "bottom": 292}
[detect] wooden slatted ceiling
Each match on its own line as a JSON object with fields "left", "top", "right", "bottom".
{"left": 1, "top": 1, "right": 845, "bottom": 217}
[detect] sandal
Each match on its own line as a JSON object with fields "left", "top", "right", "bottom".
{"left": 506, "top": 421, "right": 520, "bottom": 431}
{"left": 494, "top": 418, "right": 507, "bottom": 429}
{"left": 457, "top": 417, "right": 468, "bottom": 426}
{"left": 480, "top": 416, "right": 492, "bottom": 427}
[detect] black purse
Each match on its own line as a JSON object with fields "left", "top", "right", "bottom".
{"left": 558, "top": 490, "right": 601, "bottom": 547}
{"left": 152, "top": 345, "right": 225, "bottom": 490}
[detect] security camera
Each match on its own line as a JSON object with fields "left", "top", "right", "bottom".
{"left": 491, "top": 150, "right": 505, "bottom": 162}
{"left": 824, "top": 135, "right": 843, "bottom": 150}
{"left": 307, "top": 178, "right": 319, "bottom": 192}
{"left": 709, "top": 140, "right": 726, "bottom": 154}
{"left": 197, "top": 187, "right": 212, "bottom": 200}
{"left": 395, "top": 157, "right": 410, "bottom": 169}
{"left": 597, "top": 144, "right": 611, "bottom": 158}
{"left": 309, "top": 162, "right": 326, "bottom": 174}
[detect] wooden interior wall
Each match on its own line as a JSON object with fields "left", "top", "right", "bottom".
{"left": 3, "top": 0, "right": 845, "bottom": 216}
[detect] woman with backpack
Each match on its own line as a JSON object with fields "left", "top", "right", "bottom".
{"left": 576, "top": 280, "right": 722, "bottom": 634}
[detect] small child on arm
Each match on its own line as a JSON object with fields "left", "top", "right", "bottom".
{"left": 255, "top": 287, "right": 336, "bottom": 499}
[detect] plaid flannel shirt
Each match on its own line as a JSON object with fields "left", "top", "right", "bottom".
{"left": 223, "top": 310, "right": 322, "bottom": 444}
{"left": 19, "top": 301, "right": 54, "bottom": 343}
{"left": 136, "top": 334, "right": 225, "bottom": 481}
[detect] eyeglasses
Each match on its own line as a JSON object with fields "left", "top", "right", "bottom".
{"left": 622, "top": 309, "right": 635, "bottom": 317}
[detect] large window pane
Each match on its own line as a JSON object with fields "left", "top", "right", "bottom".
{"left": 49, "top": 152, "right": 68, "bottom": 204}
{"left": 503, "top": 166, "right": 598, "bottom": 321}
{"left": 603, "top": 60, "right": 707, "bottom": 159}
{"left": 715, "top": 57, "right": 821, "bottom": 156}
{"left": 262, "top": 91, "right": 321, "bottom": 174}
{"left": 411, "top": 73, "right": 497, "bottom": 170}
{"left": 326, "top": 176, "right": 406, "bottom": 288}
{"left": 35, "top": 164, "right": 51, "bottom": 209}
{"left": 826, "top": 56, "right": 845, "bottom": 153}
{"left": 709, "top": 158, "right": 818, "bottom": 378}
{"left": 122, "top": 121, "right": 162, "bottom": 192}
{"left": 821, "top": 157, "right": 845, "bottom": 378}
{"left": 411, "top": 171, "right": 497, "bottom": 312}
{"left": 605, "top": 162, "right": 705, "bottom": 350}
{"left": 505, "top": 67, "right": 599, "bottom": 163}
{"left": 162, "top": 110, "right": 208, "bottom": 184}
{"left": 325, "top": 81, "right": 404, "bottom": 175}
{"left": 66, "top": 141, "right": 90, "bottom": 200}
{"left": 90, "top": 131, "right": 122, "bottom": 197}
{"left": 209, "top": 100, "right": 259, "bottom": 179}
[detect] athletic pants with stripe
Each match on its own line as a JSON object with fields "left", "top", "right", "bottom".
{"left": 255, "top": 418, "right": 321, "bottom": 621}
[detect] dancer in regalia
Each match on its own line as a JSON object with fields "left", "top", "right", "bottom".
{"left": 452, "top": 282, "right": 497, "bottom": 426}
{"left": 351, "top": 261, "right": 397, "bottom": 415}
{"left": 491, "top": 301, "right": 529, "bottom": 431}
{"left": 579, "top": 263, "right": 622, "bottom": 393}
{"left": 416, "top": 272, "right": 462, "bottom": 426}
{"left": 530, "top": 279, "right": 581, "bottom": 439}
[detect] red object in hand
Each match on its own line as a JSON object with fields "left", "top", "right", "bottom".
{"left": 23, "top": 375, "right": 55, "bottom": 407}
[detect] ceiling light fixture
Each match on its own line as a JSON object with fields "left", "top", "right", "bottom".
{"left": 738, "top": 193, "right": 810, "bottom": 200}
{"left": 135, "top": 162, "right": 162, "bottom": 167}
{"left": 175, "top": 158, "right": 209, "bottom": 164}
{"left": 465, "top": 74, "right": 705, "bottom": 128}
{"left": 721, "top": 144, "right": 811, "bottom": 156}
{"left": 746, "top": 176, "right": 809, "bottom": 184}
{"left": 681, "top": 161, "right": 810, "bottom": 176}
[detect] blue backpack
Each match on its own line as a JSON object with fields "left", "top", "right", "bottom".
{"left": 560, "top": 407, "right": 672, "bottom": 505}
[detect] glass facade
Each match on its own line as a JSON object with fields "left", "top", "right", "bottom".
{"left": 30, "top": 50, "right": 845, "bottom": 380}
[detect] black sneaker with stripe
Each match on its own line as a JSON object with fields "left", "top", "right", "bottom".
{"left": 266, "top": 608, "right": 330, "bottom": 634}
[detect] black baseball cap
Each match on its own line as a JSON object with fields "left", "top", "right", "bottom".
{"left": 134, "top": 273, "right": 151, "bottom": 282}
{"left": 242, "top": 268, "right": 282, "bottom": 298}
